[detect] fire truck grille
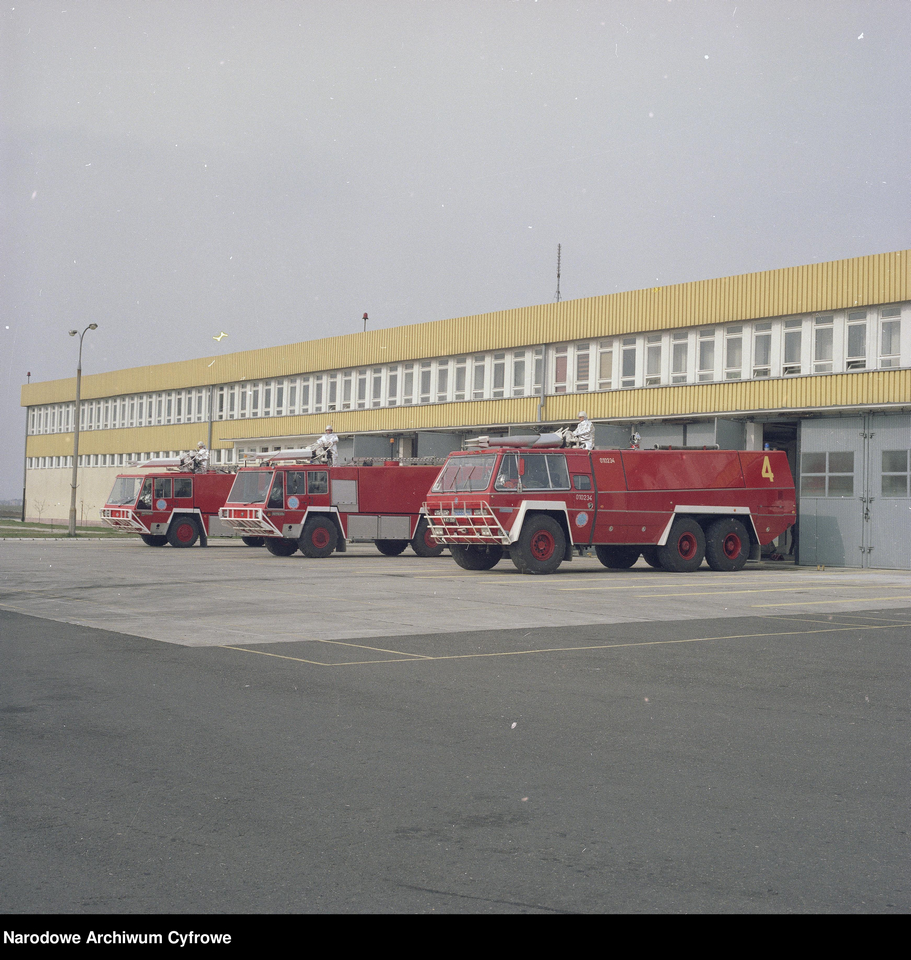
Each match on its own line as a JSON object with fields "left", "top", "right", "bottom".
{"left": 99, "top": 509, "right": 147, "bottom": 532}
{"left": 218, "top": 508, "right": 275, "bottom": 535}
{"left": 422, "top": 501, "right": 508, "bottom": 545}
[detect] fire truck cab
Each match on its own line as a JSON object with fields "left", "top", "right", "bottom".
{"left": 218, "top": 452, "right": 445, "bottom": 558}
{"left": 423, "top": 437, "right": 796, "bottom": 574}
{"left": 100, "top": 462, "right": 237, "bottom": 547}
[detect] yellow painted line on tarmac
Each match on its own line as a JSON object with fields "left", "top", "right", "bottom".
{"left": 220, "top": 619, "right": 903, "bottom": 668}
{"left": 751, "top": 595, "right": 911, "bottom": 608}
{"left": 222, "top": 636, "right": 435, "bottom": 666}
{"left": 560, "top": 583, "right": 910, "bottom": 597}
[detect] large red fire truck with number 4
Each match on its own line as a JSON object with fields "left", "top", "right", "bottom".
{"left": 422, "top": 435, "right": 795, "bottom": 574}
{"left": 217, "top": 450, "right": 445, "bottom": 558}
{"left": 100, "top": 461, "right": 239, "bottom": 547}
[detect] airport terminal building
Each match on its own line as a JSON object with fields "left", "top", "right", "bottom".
{"left": 22, "top": 249, "right": 911, "bottom": 569}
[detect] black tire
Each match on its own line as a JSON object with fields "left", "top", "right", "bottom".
{"left": 299, "top": 516, "right": 338, "bottom": 558}
{"left": 265, "top": 537, "right": 299, "bottom": 557}
{"left": 376, "top": 539, "right": 409, "bottom": 556}
{"left": 450, "top": 544, "right": 503, "bottom": 570}
{"left": 242, "top": 536, "right": 266, "bottom": 547}
{"left": 595, "top": 545, "right": 640, "bottom": 569}
{"left": 140, "top": 533, "right": 168, "bottom": 547}
{"left": 167, "top": 516, "right": 199, "bottom": 548}
{"left": 509, "top": 515, "right": 566, "bottom": 575}
{"left": 411, "top": 517, "right": 445, "bottom": 558}
{"left": 641, "top": 547, "right": 661, "bottom": 568}
{"left": 704, "top": 518, "right": 750, "bottom": 572}
{"left": 656, "top": 517, "right": 705, "bottom": 572}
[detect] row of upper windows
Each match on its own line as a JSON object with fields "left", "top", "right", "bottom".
{"left": 27, "top": 305, "right": 907, "bottom": 435}
{"left": 27, "top": 449, "right": 240, "bottom": 469}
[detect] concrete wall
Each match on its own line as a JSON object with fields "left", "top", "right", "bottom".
{"left": 23, "top": 467, "right": 120, "bottom": 526}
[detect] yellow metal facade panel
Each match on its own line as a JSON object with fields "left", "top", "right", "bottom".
{"left": 542, "top": 369, "right": 911, "bottom": 422}
{"left": 26, "top": 424, "right": 213, "bottom": 458}
{"left": 21, "top": 250, "right": 911, "bottom": 406}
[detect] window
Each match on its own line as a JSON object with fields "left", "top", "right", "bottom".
{"left": 697, "top": 329, "right": 715, "bottom": 382}
{"left": 553, "top": 349, "right": 568, "bottom": 394}
{"left": 387, "top": 366, "right": 398, "bottom": 406}
{"left": 598, "top": 340, "right": 613, "bottom": 389}
{"left": 492, "top": 353, "right": 506, "bottom": 398}
{"left": 880, "top": 307, "right": 901, "bottom": 367}
{"left": 846, "top": 311, "right": 867, "bottom": 370}
{"left": 882, "top": 450, "right": 910, "bottom": 498}
{"left": 437, "top": 361, "right": 450, "bottom": 402}
{"left": 671, "top": 332, "right": 688, "bottom": 384}
{"left": 512, "top": 351, "right": 526, "bottom": 396}
{"left": 472, "top": 356, "right": 486, "bottom": 400}
{"left": 724, "top": 326, "right": 742, "bottom": 380}
{"left": 800, "top": 451, "right": 854, "bottom": 497}
{"left": 308, "top": 471, "right": 329, "bottom": 495}
{"left": 813, "top": 315, "right": 834, "bottom": 373}
{"left": 783, "top": 319, "right": 803, "bottom": 375}
{"left": 621, "top": 338, "right": 636, "bottom": 388}
{"left": 433, "top": 455, "right": 497, "bottom": 492}
{"left": 516, "top": 454, "right": 571, "bottom": 490}
{"left": 403, "top": 364, "right": 414, "bottom": 405}
{"left": 645, "top": 335, "right": 662, "bottom": 386}
{"left": 454, "top": 358, "right": 467, "bottom": 401}
{"left": 174, "top": 478, "right": 193, "bottom": 499}
{"left": 153, "top": 478, "right": 173, "bottom": 500}
{"left": 268, "top": 473, "right": 284, "bottom": 509}
{"left": 575, "top": 347, "right": 591, "bottom": 391}
{"left": 420, "top": 361, "right": 432, "bottom": 404}
{"left": 286, "top": 471, "right": 306, "bottom": 496}
{"left": 372, "top": 369, "right": 383, "bottom": 407}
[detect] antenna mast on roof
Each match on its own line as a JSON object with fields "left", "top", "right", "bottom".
{"left": 554, "top": 244, "right": 562, "bottom": 302}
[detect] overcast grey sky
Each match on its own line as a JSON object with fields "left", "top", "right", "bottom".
{"left": 2, "top": 0, "right": 910, "bottom": 498}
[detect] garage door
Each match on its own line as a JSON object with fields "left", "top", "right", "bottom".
{"left": 799, "top": 414, "right": 910, "bottom": 569}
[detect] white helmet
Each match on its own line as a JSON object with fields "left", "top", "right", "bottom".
{"left": 197, "top": 441, "right": 206, "bottom": 448}
{"left": 578, "top": 411, "right": 587, "bottom": 419}
{"left": 326, "top": 425, "right": 333, "bottom": 432}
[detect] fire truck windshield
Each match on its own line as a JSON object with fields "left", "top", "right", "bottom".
{"left": 226, "top": 470, "right": 274, "bottom": 504}
{"left": 107, "top": 476, "right": 144, "bottom": 506}
{"left": 432, "top": 455, "right": 498, "bottom": 493}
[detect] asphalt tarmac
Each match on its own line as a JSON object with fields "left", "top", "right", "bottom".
{"left": 1, "top": 539, "right": 909, "bottom": 917}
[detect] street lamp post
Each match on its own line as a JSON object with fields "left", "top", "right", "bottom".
{"left": 68, "top": 323, "right": 98, "bottom": 537}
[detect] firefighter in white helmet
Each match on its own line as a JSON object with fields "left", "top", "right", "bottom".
{"left": 194, "top": 441, "right": 210, "bottom": 472}
{"left": 572, "top": 412, "right": 594, "bottom": 450}
{"left": 318, "top": 425, "right": 339, "bottom": 465}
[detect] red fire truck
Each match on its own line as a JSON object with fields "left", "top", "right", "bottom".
{"left": 422, "top": 436, "right": 796, "bottom": 574}
{"left": 100, "top": 461, "right": 239, "bottom": 547}
{"left": 218, "top": 452, "right": 445, "bottom": 558}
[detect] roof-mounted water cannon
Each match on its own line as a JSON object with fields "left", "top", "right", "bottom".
{"left": 465, "top": 433, "right": 566, "bottom": 450}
